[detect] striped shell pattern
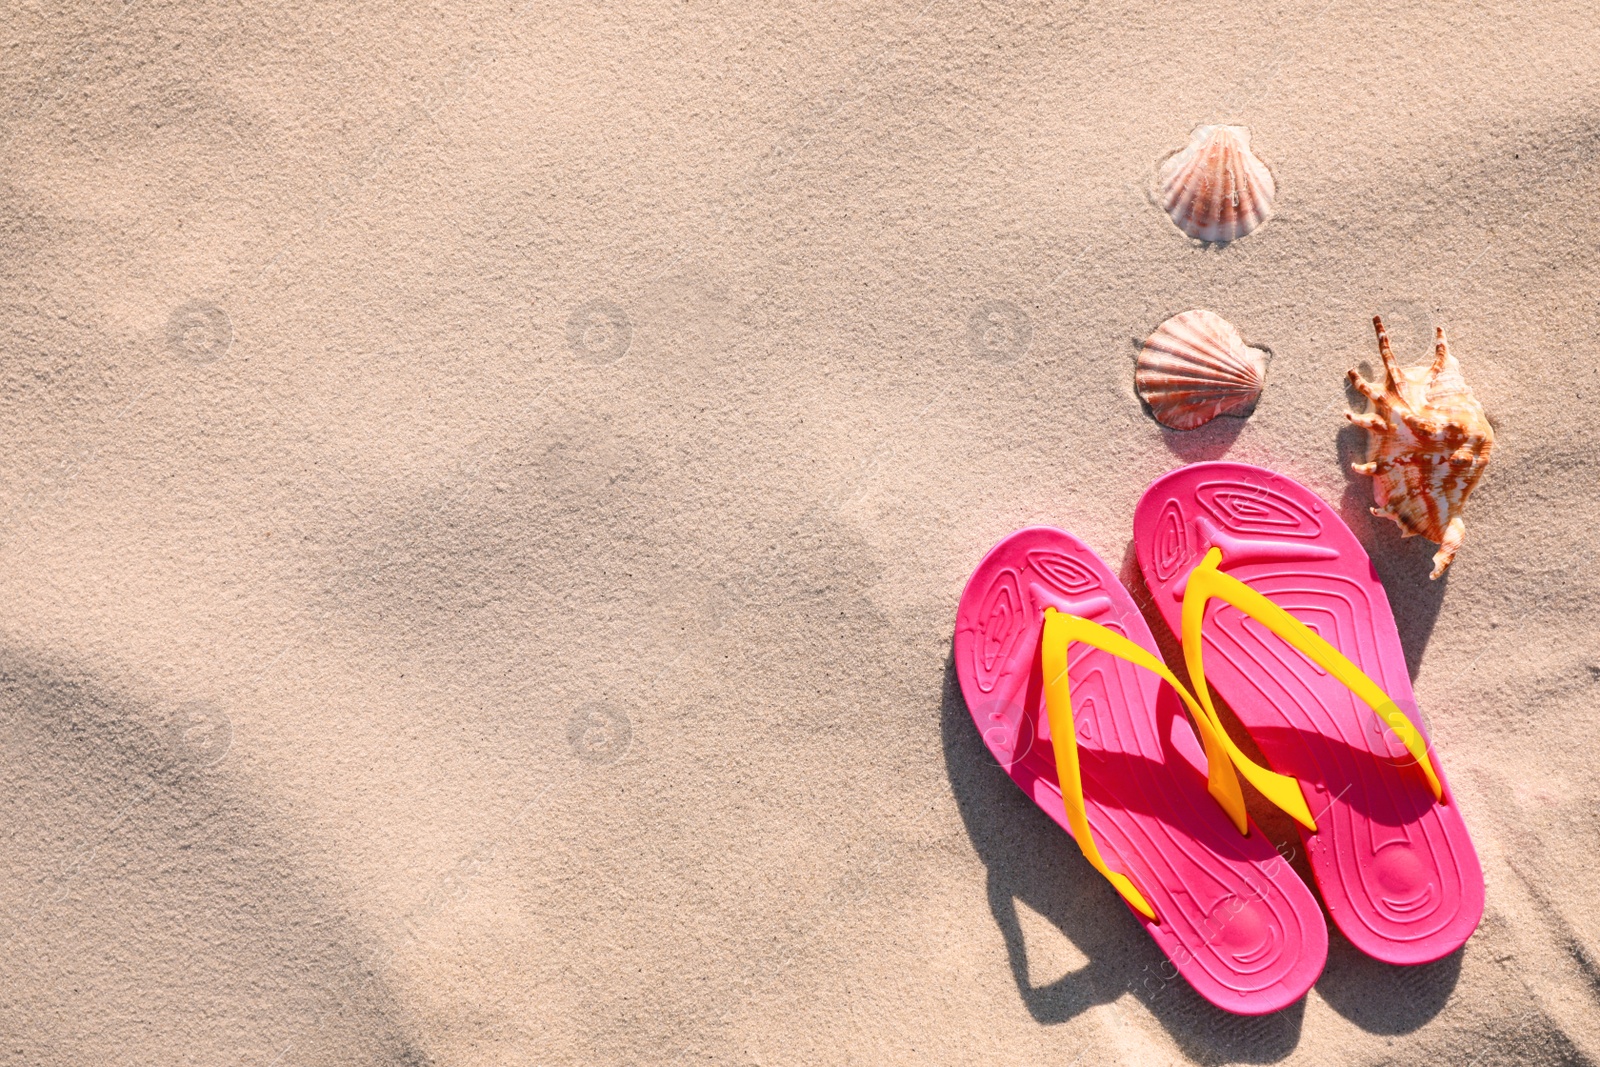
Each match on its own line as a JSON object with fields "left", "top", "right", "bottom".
{"left": 1347, "top": 316, "right": 1495, "bottom": 579}
{"left": 1136, "top": 309, "right": 1268, "bottom": 431}
{"left": 1157, "top": 125, "right": 1276, "bottom": 243}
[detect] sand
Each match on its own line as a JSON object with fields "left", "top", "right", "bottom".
{"left": 2, "top": 1, "right": 1598, "bottom": 1063}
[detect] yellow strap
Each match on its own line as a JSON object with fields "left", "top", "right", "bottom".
{"left": 1041, "top": 607, "right": 1257, "bottom": 922}
{"left": 1181, "top": 548, "right": 1443, "bottom": 826}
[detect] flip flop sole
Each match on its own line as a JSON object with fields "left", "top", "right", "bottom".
{"left": 955, "top": 526, "right": 1327, "bottom": 1014}
{"left": 1133, "top": 463, "right": 1484, "bottom": 965}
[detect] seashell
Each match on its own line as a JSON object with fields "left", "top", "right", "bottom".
{"left": 1156, "top": 125, "right": 1276, "bottom": 243}
{"left": 1347, "top": 316, "right": 1495, "bottom": 579}
{"left": 1136, "top": 309, "right": 1268, "bottom": 430}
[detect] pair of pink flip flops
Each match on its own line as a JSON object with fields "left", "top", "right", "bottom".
{"left": 953, "top": 462, "right": 1483, "bottom": 1015}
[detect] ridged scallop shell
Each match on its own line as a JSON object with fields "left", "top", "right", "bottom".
{"left": 1156, "top": 125, "right": 1276, "bottom": 243}
{"left": 1136, "top": 309, "right": 1268, "bottom": 430}
{"left": 1347, "top": 316, "right": 1494, "bottom": 579}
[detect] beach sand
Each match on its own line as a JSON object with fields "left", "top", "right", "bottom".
{"left": 2, "top": 1, "right": 1598, "bottom": 1063}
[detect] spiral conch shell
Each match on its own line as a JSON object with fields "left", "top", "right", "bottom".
{"left": 1136, "top": 309, "right": 1268, "bottom": 430}
{"left": 1347, "top": 316, "right": 1494, "bottom": 579}
{"left": 1157, "top": 125, "right": 1276, "bottom": 243}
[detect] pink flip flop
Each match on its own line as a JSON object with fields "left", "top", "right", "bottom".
{"left": 955, "top": 527, "right": 1327, "bottom": 1014}
{"left": 1132, "top": 462, "right": 1484, "bottom": 965}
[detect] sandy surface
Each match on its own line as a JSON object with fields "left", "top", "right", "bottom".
{"left": 2, "top": 1, "right": 1598, "bottom": 1063}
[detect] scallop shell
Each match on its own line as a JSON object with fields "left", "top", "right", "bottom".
{"left": 1156, "top": 125, "right": 1276, "bottom": 243}
{"left": 1136, "top": 309, "right": 1268, "bottom": 430}
{"left": 1347, "top": 316, "right": 1495, "bottom": 579}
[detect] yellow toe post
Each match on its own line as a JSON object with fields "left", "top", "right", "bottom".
{"left": 1041, "top": 606, "right": 1282, "bottom": 921}
{"left": 1180, "top": 548, "right": 1443, "bottom": 830}
{"left": 1040, "top": 609, "right": 1157, "bottom": 920}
